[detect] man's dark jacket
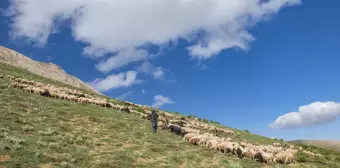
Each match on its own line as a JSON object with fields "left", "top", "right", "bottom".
{"left": 150, "top": 112, "right": 159, "bottom": 126}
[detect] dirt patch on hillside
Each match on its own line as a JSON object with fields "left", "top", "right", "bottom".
{"left": 0, "top": 155, "right": 10, "bottom": 163}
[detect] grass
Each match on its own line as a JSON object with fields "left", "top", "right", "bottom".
{"left": 0, "top": 64, "right": 339, "bottom": 168}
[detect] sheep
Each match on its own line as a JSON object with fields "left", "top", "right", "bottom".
{"left": 262, "top": 152, "right": 275, "bottom": 164}
{"left": 111, "top": 104, "right": 124, "bottom": 111}
{"left": 214, "top": 141, "right": 227, "bottom": 153}
{"left": 181, "top": 127, "right": 199, "bottom": 135}
{"left": 9, "top": 82, "right": 29, "bottom": 89}
{"left": 166, "top": 124, "right": 182, "bottom": 136}
{"left": 183, "top": 133, "right": 198, "bottom": 141}
{"left": 224, "top": 142, "right": 235, "bottom": 154}
{"left": 119, "top": 106, "right": 130, "bottom": 113}
{"left": 188, "top": 135, "right": 203, "bottom": 145}
{"left": 206, "top": 138, "right": 219, "bottom": 149}
{"left": 244, "top": 148, "right": 256, "bottom": 159}
{"left": 169, "top": 120, "right": 186, "bottom": 127}
{"left": 209, "top": 127, "right": 217, "bottom": 132}
{"left": 236, "top": 146, "right": 247, "bottom": 158}
{"left": 240, "top": 142, "right": 248, "bottom": 148}
{"left": 224, "top": 130, "right": 234, "bottom": 135}
{"left": 0, "top": 74, "right": 4, "bottom": 78}
{"left": 50, "top": 91, "right": 59, "bottom": 98}
{"left": 77, "top": 97, "right": 91, "bottom": 104}
{"left": 158, "top": 121, "right": 164, "bottom": 128}
{"left": 23, "top": 86, "right": 34, "bottom": 93}
{"left": 273, "top": 143, "right": 281, "bottom": 147}
{"left": 302, "top": 150, "right": 315, "bottom": 157}
{"left": 254, "top": 151, "right": 266, "bottom": 163}
{"left": 197, "top": 135, "right": 210, "bottom": 146}
{"left": 274, "top": 151, "right": 295, "bottom": 164}
{"left": 41, "top": 89, "right": 51, "bottom": 97}
{"left": 141, "top": 114, "right": 148, "bottom": 119}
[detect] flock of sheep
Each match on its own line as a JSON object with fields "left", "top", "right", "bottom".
{"left": 0, "top": 74, "right": 324, "bottom": 165}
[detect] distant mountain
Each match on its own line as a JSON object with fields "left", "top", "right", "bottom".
{"left": 289, "top": 140, "right": 340, "bottom": 152}
{"left": 0, "top": 46, "right": 101, "bottom": 95}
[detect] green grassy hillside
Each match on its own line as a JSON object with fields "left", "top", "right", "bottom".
{"left": 0, "top": 62, "right": 339, "bottom": 168}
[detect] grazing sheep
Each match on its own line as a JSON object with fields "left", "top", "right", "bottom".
{"left": 141, "top": 114, "right": 148, "bottom": 119}
{"left": 119, "top": 106, "right": 130, "bottom": 113}
{"left": 206, "top": 138, "right": 219, "bottom": 149}
{"left": 262, "top": 152, "right": 274, "bottom": 164}
{"left": 111, "top": 104, "right": 124, "bottom": 111}
{"left": 244, "top": 148, "right": 256, "bottom": 159}
{"left": 49, "top": 91, "right": 59, "bottom": 98}
{"left": 236, "top": 146, "right": 247, "bottom": 158}
{"left": 188, "top": 135, "right": 202, "bottom": 145}
{"left": 273, "top": 143, "right": 281, "bottom": 147}
{"left": 9, "top": 82, "right": 25, "bottom": 89}
{"left": 303, "top": 150, "right": 315, "bottom": 157}
{"left": 254, "top": 151, "right": 266, "bottom": 163}
{"left": 184, "top": 133, "right": 198, "bottom": 141}
{"left": 167, "top": 124, "right": 182, "bottom": 136}
{"left": 41, "top": 89, "right": 51, "bottom": 97}
{"left": 158, "top": 121, "right": 164, "bottom": 128}
{"left": 224, "top": 142, "right": 235, "bottom": 154}
{"left": 214, "top": 141, "right": 227, "bottom": 153}
{"left": 0, "top": 74, "right": 4, "bottom": 78}
{"left": 240, "top": 142, "right": 248, "bottom": 148}
{"left": 274, "top": 151, "right": 295, "bottom": 164}
{"left": 23, "top": 86, "right": 34, "bottom": 93}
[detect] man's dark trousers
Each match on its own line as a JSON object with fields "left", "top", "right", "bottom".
{"left": 152, "top": 124, "right": 157, "bottom": 133}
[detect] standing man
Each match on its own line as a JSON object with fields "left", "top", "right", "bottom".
{"left": 148, "top": 110, "right": 159, "bottom": 133}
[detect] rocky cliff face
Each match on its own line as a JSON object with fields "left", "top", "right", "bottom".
{"left": 0, "top": 46, "right": 101, "bottom": 95}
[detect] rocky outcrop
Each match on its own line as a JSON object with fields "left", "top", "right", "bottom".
{"left": 0, "top": 46, "right": 101, "bottom": 95}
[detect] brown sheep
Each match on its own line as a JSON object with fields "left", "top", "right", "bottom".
{"left": 41, "top": 89, "right": 51, "bottom": 97}
{"left": 236, "top": 146, "right": 247, "bottom": 158}
{"left": 244, "top": 148, "right": 256, "bottom": 159}
{"left": 254, "top": 151, "right": 266, "bottom": 163}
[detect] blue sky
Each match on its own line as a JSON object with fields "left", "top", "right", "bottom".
{"left": 1, "top": 0, "right": 340, "bottom": 140}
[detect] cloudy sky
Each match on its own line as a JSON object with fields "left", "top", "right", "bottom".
{"left": 1, "top": 0, "right": 340, "bottom": 140}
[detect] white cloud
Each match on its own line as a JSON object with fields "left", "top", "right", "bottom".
{"left": 152, "top": 95, "right": 174, "bottom": 108}
{"left": 141, "top": 89, "right": 146, "bottom": 94}
{"left": 89, "top": 71, "right": 142, "bottom": 92}
{"left": 269, "top": 102, "right": 340, "bottom": 129}
{"left": 152, "top": 67, "right": 165, "bottom": 80}
{"left": 5, "top": 0, "right": 301, "bottom": 60}
{"left": 136, "top": 61, "right": 170, "bottom": 81}
{"left": 96, "top": 48, "right": 148, "bottom": 73}
{"left": 117, "top": 90, "right": 134, "bottom": 100}
{"left": 137, "top": 61, "right": 154, "bottom": 74}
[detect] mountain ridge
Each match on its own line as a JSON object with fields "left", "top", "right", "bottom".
{"left": 0, "top": 46, "right": 101, "bottom": 95}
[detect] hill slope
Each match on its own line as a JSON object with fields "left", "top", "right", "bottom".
{"left": 0, "top": 63, "right": 339, "bottom": 168}
{"left": 290, "top": 140, "right": 340, "bottom": 153}
{"left": 0, "top": 46, "right": 101, "bottom": 95}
